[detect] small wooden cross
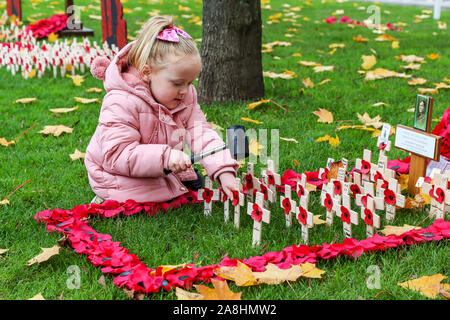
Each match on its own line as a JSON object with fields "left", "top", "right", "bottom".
{"left": 255, "top": 175, "right": 275, "bottom": 210}
{"left": 243, "top": 162, "right": 256, "bottom": 203}
{"left": 320, "top": 183, "right": 338, "bottom": 226}
{"left": 383, "top": 177, "right": 405, "bottom": 221}
{"left": 261, "top": 159, "right": 281, "bottom": 202}
{"left": 232, "top": 177, "right": 245, "bottom": 229}
{"left": 360, "top": 195, "right": 381, "bottom": 238}
{"left": 280, "top": 184, "right": 297, "bottom": 228}
{"left": 377, "top": 123, "right": 392, "bottom": 160}
{"left": 355, "top": 182, "right": 385, "bottom": 212}
{"left": 421, "top": 171, "right": 449, "bottom": 220}
{"left": 296, "top": 173, "right": 310, "bottom": 203}
{"left": 296, "top": 203, "right": 314, "bottom": 244}
{"left": 355, "top": 149, "right": 374, "bottom": 182}
{"left": 197, "top": 176, "right": 220, "bottom": 216}
{"left": 220, "top": 189, "right": 230, "bottom": 223}
{"left": 247, "top": 191, "right": 271, "bottom": 247}
{"left": 336, "top": 194, "right": 359, "bottom": 238}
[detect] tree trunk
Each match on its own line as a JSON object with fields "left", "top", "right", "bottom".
{"left": 198, "top": 0, "right": 264, "bottom": 104}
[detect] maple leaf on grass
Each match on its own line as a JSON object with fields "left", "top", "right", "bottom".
{"left": 361, "top": 55, "right": 376, "bottom": 70}
{"left": 49, "top": 106, "right": 79, "bottom": 114}
{"left": 215, "top": 261, "right": 257, "bottom": 286}
{"left": 14, "top": 97, "right": 37, "bottom": 104}
{"left": 28, "top": 293, "right": 45, "bottom": 300}
{"left": 178, "top": 279, "right": 242, "bottom": 300}
{"left": 39, "top": 125, "right": 73, "bottom": 137}
{"left": 357, "top": 112, "right": 383, "bottom": 129}
{"left": 252, "top": 263, "right": 304, "bottom": 285}
{"left": 26, "top": 245, "right": 60, "bottom": 266}
{"left": 315, "top": 134, "right": 340, "bottom": 148}
{"left": 408, "top": 78, "right": 427, "bottom": 86}
{"left": 0, "top": 249, "right": 9, "bottom": 255}
{"left": 379, "top": 224, "right": 421, "bottom": 236}
{"left": 66, "top": 74, "right": 85, "bottom": 86}
{"left": 241, "top": 117, "right": 263, "bottom": 125}
{"left": 249, "top": 138, "right": 264, "bottom": 156}
{"left": 398, "top": 274, "right": 449, "bottom": 299}
{"left": 0, "top": 137, "right": 15, "bottom": 147}
{"left": 69, "top": 149, "right": 86, "bottom": 161}
{"left": 312, "top": 108, "right": 333, "bottom": 123}
{"left": 74, "top": 97, "right": 100, "bottom": 104}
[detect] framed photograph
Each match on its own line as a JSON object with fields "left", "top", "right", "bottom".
{"left": 413, "top": 95, "right": 433, "bottom": 132}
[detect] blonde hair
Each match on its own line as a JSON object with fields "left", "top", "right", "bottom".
{"left": 128, "top": 15, "right": 200, "bottom": 73}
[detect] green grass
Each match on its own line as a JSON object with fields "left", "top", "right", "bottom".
{"left": 0, "top": 0, "right": 449, "bottom": 300}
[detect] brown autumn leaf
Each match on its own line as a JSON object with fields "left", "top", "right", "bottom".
{"left": 302, "top": 77, "right": 315, "bottom": 88}
{"left": 49, "top": 106, "right": 79, "bottom": 114}
{"left": 69, "top": 148, "right": 85, "bottom": 161}
{"left": 313, "top": 65, "right": 334, "bottom": 73}
{"left": 175, "top": 287, "right": 204, "bottom": 300}
{"left": 74, "top": 97, "right": 100, "bottom": 104}
{"left": 353, "top": 34, "right": 369, "bottom": 42}
{"left": 215, "top": 261, "right": 257, "bottom": 286}
{"left": 0, "top": 249, "right": 9, "bottom": 255}
{"left": 440, "top": 285, "right": 450, "bottom": 300}
{"left": 14, "top": 97, "right": 37, "bottom": 104}
{"left": 252, "top": 263, "right": 304, "bottom": 285}
{"left": 357, "top": 112, "right": 383, "bottom": 129}
{"left": 86, "top": 87, "right": 103, "bottom": 93}
{"left": 418, "top": 88, "right": 438, "bottom": 95}
{"left": 380, "top": 224, "right": 421, "bottom": 236}
{"left": 312, "top": 108, "right": 333, "bottom": 123}
{"left": 328, "top": 161, "right": 344, "bottom": 180}
{"left": 123, "top": 287, "right": 145, "bottom": 300}
{"left": 194, "top": 279, "right": 242, "bottom": 300}
{"left": 39, "top": 125, "right": 73, "bottom": 137}
{"left": 0, "top": 137, "right": 15, "bottom": 147}
{"left": 396, "top": 54, "right": 425, "bottom": 64}
{"left": 408, "top": 78, "right": 427, "bottom": 86}
{"left": 398, "top": 274, "right": 448, "bottom": 299}
{"left": 26, "top": 245, "right": 60, "bottom": 266}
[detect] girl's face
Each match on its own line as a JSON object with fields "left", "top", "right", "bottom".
{"left": 147, "top": 54, "right": 202, "bottom": 110}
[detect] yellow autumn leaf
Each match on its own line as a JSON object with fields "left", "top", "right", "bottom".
{"left": 26, "top": 245, "right": 60, "bottom": 266}
{"left": 252, "top": 263, "right": 305, "bottom": 285}
{"left": 215, "top": 261, "right": 257, "bottom": 286}
{"left": 0, "top": 249, "right": 9, "bottom": 255}
{"left": 0, "top": 137, "right": 15, "bottom": 147}
{"left": 401, "top": 63, "right": 422, "bottom": 70}
{"left": 418, "top": 88, "right": 438, "bottom": 95}
{"left": 426, "top": 53, "right": 440, "bottom": 60}
{"left": 300, "top": 263, "right": 326, "bottom": 279}
{"left": 66, "top": 74, "right": 84, "bottom": 86}
{"left": 74, "top": 97, "right": 100, "bottom": 104}
{"left": 318, "top": 79, "right": 331, "bottom": 86}
{"left": 380, "top": 224, "right": 421, "bottom": 236}
{"left": 247, "top": 99, "right": 270, "bottom": 110}
{"left": 193, "top": 279, "right": 242, "bottom": 300}
{"left": 375, "top": 33, "right": 397, "bottom": 41}
{"left": 14, "top": 97, "right": 37, "bottom": 104}
{"left": 372, "top": 102, "right": 388, "bottom": 107}
{"left": 398, "top": 274, "right": 448, "bottom": 299}
{"left": 38, "top": 125, "right": 73, "bottom": 137}
{"left": 49, "top": 106, "right": 79, "bottom": 114}
{"left": 312, "top": 108, "right": 333, "bottom": 123}
{"left": 263, "top": 71, "right": 296, "bottom": 79}
{"left": 249, "top": 137, "right": 264, "bottom": 156}
{"left": 0, "top": 199, "right": 10, "bottom": 205}
{"left": 363, "top": 68, "right": 411, "bottom": 81}
{"left": 357, "top": 112, "right": 383, "bottom": 129}
{"left": 396, "top": 54, "right": 425, "bottom": 63}
{"left": 315, "top": 134, "right": 340, "bottom": 147}
{"left": 47, "top": 32, "right": 58, "bottom": 42}
{"left": 362, "top": 55, "right": 376, "bottom": 70}
{"left": 241, "top": 117, "right": 262, "bottom": 125}
{"left": 302, "top": 77, "right": 315, "bottom": 88}
{"left": 353, "top": 35, "right": 369, "bottom": 42}
{"left": 298, "top": 60, "right": 321, "bottom": 67}
{"left": 313, "top": 65, "right": 334, "bottom": 72}
{"left": 312, "top": 215, "right": 327, "bottom": 226}
{"left": 392, "top": 40, "right": 399, "bottom": 49}
{"left": 28, "top": 293, "right": 46, "bottom": 300}
{"left": 28, "top": 69, "right": 37, "bottom": 79}
{"left": 408, "top": 78, "right": 427, "bottom": 86}
{"left": 86, "top": 87, "right": 103, "bottom": 93}
{"left": 434, "top": 82, "right": 450, "bottom": 90}
{"left": 69, "top": 148, "right": 86, "bottom": 161}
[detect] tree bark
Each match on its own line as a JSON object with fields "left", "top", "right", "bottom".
{"left": 198, "top": 0, "right": 264, "bottom": 104}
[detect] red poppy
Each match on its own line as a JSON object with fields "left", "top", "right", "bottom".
{"left": 333, "top": 180, "right": 342, "bottom": 195}
{"left": 340, "top": 206, "right": 351, "bottom": 224}
{"left": 350, "top": 184, "right": 361, "bottom": 199}
{"left": 320, "top": 168, "right": 329, "bottom": 181}
{"left": 384, "top": 189, "right": 396, "bottom": 205}
{"left": 360, "top": 160, "right": 371, "bottom": 175}
{"left": 245, "top": 174, "right": 254, "bottom": 189}
{"left": 298, "top": 206, "right": 307, "bottom": 225}
{"left": 361, "top": 194, "right": 372, "bottom": 208}
{"left": 202, "top": 188, "right": 213, "bottom": 203}
{"left": 260, "top": 184, "right": 268, "bottom": 201}
{"left": 267, "top": 173, "right": 275, "bottom": 186}
{"left": 364, "top": 208, "right": 373, "bottom": 226}
{"left": 221, "top": 191, "right": 227, "bottom": 202}
{"left": 297, "top": 185, "right": 305, "bottom": 198}
{"left": 251, "top": 203, "right": 263, "bottom": 222}
{"left": 282, "top": 197, "right": 292, "bottom": 215}
{"left": 434, "top": 187, "right": 445, "bottom": 204}
{"left": 378, "top": 142, "right": 386, "bottom": 150}
{"left": 232, "top": 190, "right": 240, "bottom": 206}
{"left": 324, "top": 193, "right": 333, "bottom": 212}
{"left": 373, "top": 171, "right": 384, "bottom": 183}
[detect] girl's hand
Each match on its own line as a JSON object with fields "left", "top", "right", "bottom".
{"left": 166, "top": 149, "right": 192, "bottom": 173}
{"left": 218, "top": 172, "right": 236, "bottom": 199}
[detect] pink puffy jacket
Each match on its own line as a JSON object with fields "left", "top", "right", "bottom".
{"left": 85, "top": 42, "right": 238, "bottom": 202}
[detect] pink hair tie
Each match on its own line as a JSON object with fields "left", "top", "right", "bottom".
{"left": 157, "top": 26, "right": 192, "bottom": 42}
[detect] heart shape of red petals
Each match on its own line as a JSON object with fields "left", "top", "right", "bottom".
{"left": 251, "top": 203, "right": 263, "bottom": 222}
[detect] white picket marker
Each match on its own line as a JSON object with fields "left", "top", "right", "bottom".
{"left": 383, "top": 178, "right": 405, "bottom": 221}
{"left": 360, "top": 196, "right": 381, "bottom": 238}
{"left": 280, "top": 184, "right": 297, "bottom": 228}
{"left": 336, "top": 194, "right": 359, "bottom": 238}
{"left": 247, "top": 192, "right": 271, "bottom": 247}
{"left": 197, "top": 176, "right": 220, "bottom": 216}
{"left": 296, "top": 203, "right": 314, "bottom": 244}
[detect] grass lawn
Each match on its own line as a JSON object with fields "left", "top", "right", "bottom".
{"left": 0, "top": 0, "right": 449, "bottom": 300}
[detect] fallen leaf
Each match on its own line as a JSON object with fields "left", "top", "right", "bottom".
{"left": 363, "top": 68, "right": 411, "bottom": 81}
{"left": 302, "top": 77, "right": 315, "bottom": 88}
{"left": 372, "top": 102, "right": 388, "bottom": 107}
{"left": 0, "top": 249, "right": 9, "bottom": 255}
{"left": 0, "top": 199, "right": 10, "bottom": 205}
{"left": 193, "top": 279, "right": 242, "bottom": 300}
{"left": 27, "top": 245, "right": 60, "bottom": 266}
{"left": 98, "top": 275, "right": 107, "bottom": 289}
{"left": 396, "top": 54, "right": 425, "bottom": 64}
{"left": 408, "top": 78, "right": 427, "bottom": 86}
{"left": 380, "top": 224, "right": 421, "bottom": 236}
{"left": 263, "top": 70, "right": 296, "bottom": 79}
{"left": 14, "top": 97, "right": 37, "bottom": 104}
{"left": 315, "top": 134, "right": 340, "bottom": 147}
{"left": 86, "top": 87, "right": 103, "bottom": 93}
{"left": 418, "top": 88, "right": 438, "bottom": 95}
{"left": 392, "top": 40, "right": 399, "bottom": 49}
{"left": 298, "top": 60, "right": 321, "bottom": 67}
{"left": 252, "top": 263, "right": 304, "bottom": 285}
{"left": 241, "top": 117, "right": 263, "bottom": 125}
{"left": 247, "top": 99, "right": 271, "bottom": 110}
{"left": 362, "top": 55, "right": 377, "bottom": 70}
{"left": 434, "top": 82, "right": 450, "bottom": 90}
{"left": 215, "top": 261, "right": 257, "bottom": 286}
{"left": 175, "top": 287, "right": 204, "bottom": 300}
{"left": 0, "top": 137, "right": 15, "bottom": 147}
{"left": 312, "top": 215, "right": 327, "bottom": 226}
{"left": 440, "top": 285, "right": 450, "bottom": 300}
{"left": 398, "top": 274, "right": 448, "bottom": 299}
{"left": 329, "top": 43, "right": 345, "bottom": 48}
{"left": 280, "top": 137, "right": 299, "bottom": 143}
{"left": 74, "top": 97, "right": 100, "bottom": 104}
{"left": 426, "top": 53, "right": 440, "bottom": 60}
{"left": 66, "top": 74, "right": 84, "bottom": 86}
{"left": 249, "top": 137, "right": 264, "bottom": 156}
{"left": 401, "top": 63, "right": 422, "bottom": 70}
{"left": 47, "top": 32, "right": 58, "bottom": 42}
{"left": 375, "top": 33, "right": 397, "bottom": 41}
{"left": 300, "top": 263, "right": 326, "bottom": 279}
{"left": 357, "top": 112, "right": 383, "bottom": 129}
{"left": 49, "top": 106, "right": 79, "bottom": 114}
{"left": 353, "top": 35, "right": 369, "bottom": 42}
{"left": 69, "top": 149, "right": 85, "bottom": 161}
{"left": 313, "top": 65, "right": 334, "bottom": 72}
{"left": 312, "top": 108, "right": 333, "bottom": 123}
{"left": 38, "top": 125, "right": 73, "bottom": 137}
{"left": 318, "top": 79, "right": 331, "bottom": 86}
{"left": 28, "top": 293, "right": 45, "bottom": 300}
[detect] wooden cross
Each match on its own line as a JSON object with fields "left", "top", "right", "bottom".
{"left": 220, "top": 189, "right": 230, "bottom": 223}
{"left": 320, "top": 183, "right": 338, "bottom": 226}
{"left": 355, "top": 149, "right": 374, "bottom": 182}
{"left": 232, "top": 177, "right": 245, "bottom": 229}
{"left": 247, "top": 191, "right": 271, "bottom": 247}
{"left": 296, "top": 203, "right": 314, "bottom": 244}
{"left": 296, "top": 173, "right": 310, "bottom": 204}
{"left": 243, "top": 162, "right": 256, "bottom": 203}
{"left": 394, "top": 96, "right": 442, "bottom": 196}
{"left": 360, "top": 195, "right": 381, "bottom": 238}
{"left": 197, "top": 176, "right": 220, "bottom": 216}
{"left": 255, "top": 175, "right": 275, "bottom": 210}
{"left": 336, "top": 194, "right": 359, "bottom": 238}
{"left": 261, "top": 159, "right": 281, "bottom": 203}
{"left": 382, "top": 178, "right": 405, "bottom": 221}
{"left": 355, "top": 181, "right": 385, "bottom": 212}
{"left": 280, "top": 184, "right": 297, "bottom": 228}
{"left": 420, "top": 170, "right": 449, "bottom": 220}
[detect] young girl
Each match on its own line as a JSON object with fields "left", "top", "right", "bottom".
{"left": 85, "top": 15, "right": 238, "bottom": 203}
